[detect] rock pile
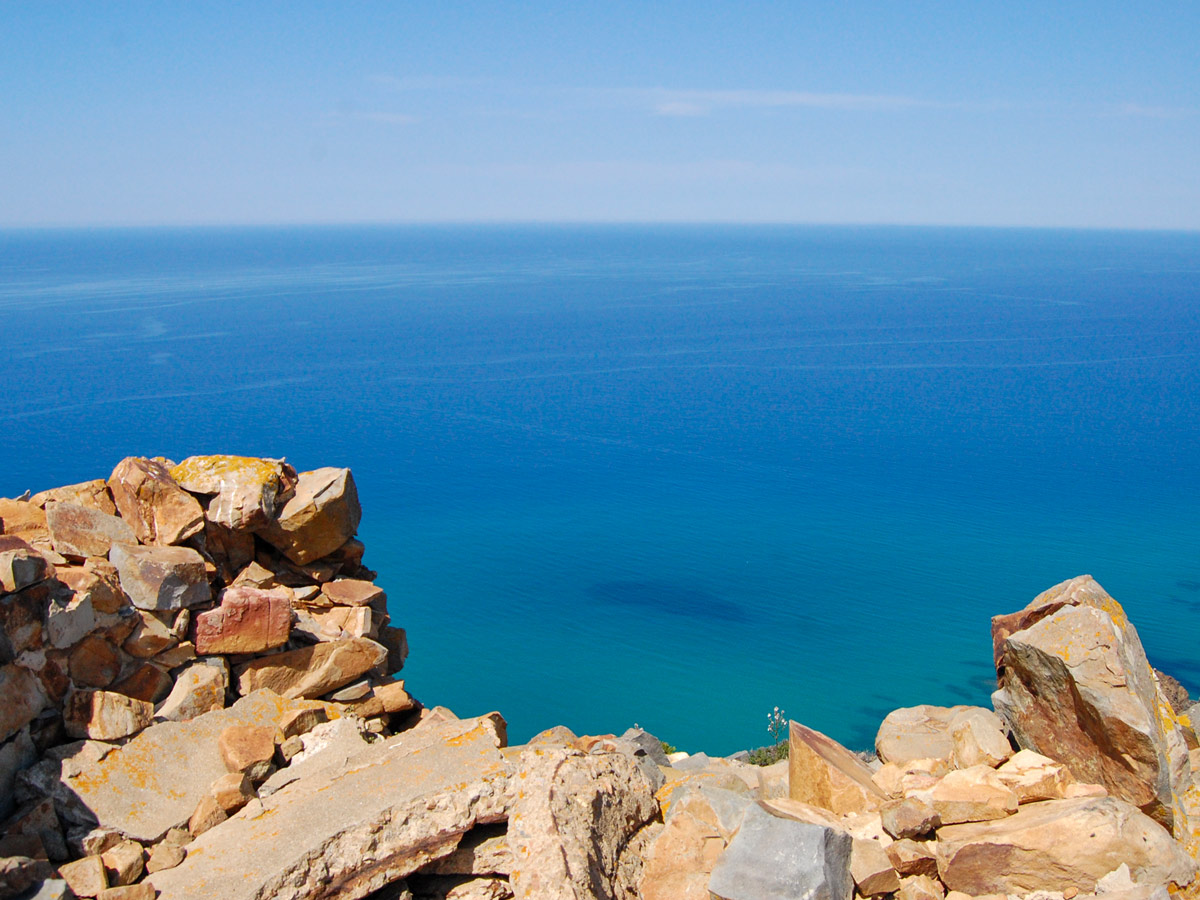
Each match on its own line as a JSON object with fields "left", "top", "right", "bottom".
{"left": 2, "top": 459, "right": 1198, "bottom": 900}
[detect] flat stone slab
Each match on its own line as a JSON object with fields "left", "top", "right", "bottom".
{"left": 59, "top": 691, "right": 328, "bottom": 842}
{"left": 150, "top": 715, "right": 511, "bottom": 900}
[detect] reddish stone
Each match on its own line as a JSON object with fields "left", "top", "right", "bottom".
{"left": 107, "top": 457, "right": 204, "bottom": 546}
{"left": 194, "top": 586, "right": 293, "bottom": 655}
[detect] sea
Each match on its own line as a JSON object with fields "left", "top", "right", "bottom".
{"left": 1, "top": 225, "right": 1197, "bottom": 754}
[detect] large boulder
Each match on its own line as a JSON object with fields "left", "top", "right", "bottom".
{"left": 107, "top": 458, "right": 204, "bottom": 546}
{"left": 149, "top": 714, "right": 511, "bottom": 900}
{"left": 507, "top": 745, "right": 658, "bottom": 900}
{"left": 876, "top": 706, "right": 971, "bottom": 766}
{"left": 169, "top": 455, "right": 296, "bottom": 531}
{"left": 45, "top": 503, "right": 136, "bottom": 560}
{"left": 109, "top": 543, "right": 210, "bottom": 611}
{"left": 707, "top": 802, "right": 854, "bottom": 900}
{"left": 193, "top": 586, "right": 292, "bottom": 655}
{"left": 790, "top": 721, "right": 886, "bottom": 815}
{"left": 256, "top": 467, "right": 361, "bottom": 565}
{"left": 639, "top": 786, "right": 749, "bottom": 900}
{"left": 30, "top": 480, "right": 117, "bottom": 515}
{"left": 992, "top": 575, "right": 1193, "bottom": 833}
{"left": 935, "top": 796, "right": 1194, "bottom": 894}
{"left": 63, "top": 690, "right": 153, "bottom": 741}
{"left": 234, "top": 637, "right": 387, "bottom": 699}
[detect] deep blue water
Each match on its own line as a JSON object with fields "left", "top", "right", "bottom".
{"left": 1, "top": 225, "right": 1198, "bottom": 753}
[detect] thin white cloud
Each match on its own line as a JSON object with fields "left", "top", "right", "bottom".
{"left": 645, "top": 88, "right": 925, "bottom": 116}
{"left": 354, "top": 111, "right": 419, "bottom": 125}
{"left": 1109, "top": 102, "right": 1197, "bottom": 119}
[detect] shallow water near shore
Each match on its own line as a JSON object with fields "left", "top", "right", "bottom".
{"left": 2, "top": 224, "right": 1198, "bottom": 753}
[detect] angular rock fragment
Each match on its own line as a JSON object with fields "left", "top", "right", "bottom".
{"left": 924, "top": 765, "right": 1017, "bottom": 825}
{"left": 58, "top": 854, "right": 109, "bottom": 898}
{"left": 45, "top": 503, "right": 135, "bottom": 560}
{"left": 98, "top": 882, "right": 155, "bottom": 900}
{"left": 109, "top": 543, "right": 209, "bottom": 611}
{"left": 885, "top": 838, "right": 939, "bottom": 877}
{"left": 68, "top": 635, "right": 122, "bottom": 688}
{"left": 193, "top": 585, "right": 292, "bottom": 654}
{"left": 897, "top": 874, "right": 945, "bottom": 900}
{"left": 993, "top": 748, "right": 1075, "bottom": 802}
{"left": 0, "top": 536, "right": 52, "bottom": 593}
{"left": 55, "top": 561, "right": 125, "bottom": 615}
{"left": 63, "top": 690, "right": 153, "bottom": 741}
{"left": 850, "top": 835, "right": 901, "bottom": 896}
{"left": 0, "top": 664, "right": 47, "bottom": 743}
{"left": 218, "top": 725, "right": 275, "bottom": 781}
{"left": 949, "top": 707, "right": 1011, "bottom": 769}
{"left": 154, "top": 660, "right": 228, "bottom": 722}
{"left": 109, "top": 663, "right": 173, "bottom": 705}
{"left": 31, "top": 480, "right": 117, "bottom": 516}
{"left": 100, "top": 839, "right": 144, "bottom": 886}
{"left": 321, "top": 578, "right": 384, "bottom": 607}
{"left": 876, "top": 705, "right": 993, "bottom": 767}
{"left": 170, "top": 455, "right": 296, "bottom": 531}
{"left": 0, "top": 726, "right": 37, "bottom": 819}
{"left": 256, "top": 467, "right": 361, "bottom": 565}
{"left": 1, "top": 584, "right": 48, "bottom": 662}
{"left": 790, "top": 720, "right": 887, "bottom": 815}
{"left": 234, "top": 637, "right": 387, "bottom": 699}
{"left": 880, "top": 796, "right": 941, "bottom": 839}
{"left": 107, "top": 457, "right": 204, "bottom": 546}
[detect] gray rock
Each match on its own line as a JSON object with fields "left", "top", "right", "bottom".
{"left": 605, "top": 737, "right": 666, "bottom": 792}
{"left": 620, "top": 727, "right": 671, "bottom": 767}
{"left": 727, "top": 750, "right": 751, "bottom": 763}
{"left": 108, "top": 543, "right": 210, "bottom": 611}
{"left": 45, "top": 592, "right": 98, "bottom": 649}
{"left": 707, "top": 802, "right": 854, "bottom": 900}
{"left": 0, "top": 856, "right": 57, "bottom": 899}
{"left": 671, "top": 752, "right": 713, "bottom": 771}
{"left": 18, "top": 877, "right": 73, "bottom": 900}
{"left": 0, "top": 726, "right": 37, "bottom": 819}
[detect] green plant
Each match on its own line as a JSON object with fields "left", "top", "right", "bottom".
{"left": 747, "top": 741, "right": 789, "bottom": 766}
{"left": 767, "top": 706, "right": 787, "bottom": 745}
{"left": 660, "top": 740, "right": 678, "bottom": 755}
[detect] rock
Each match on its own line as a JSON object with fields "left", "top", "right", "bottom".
{"left": 950, "top": 708, "right": 1012, "bottom": 769}
{"left": 885, "top": 838, "right": 939, "bottom": 877}
{"left": 4, "top": 797, "right": 68, "bottom": 861}
{"left": 427, "top": 825, "right": 512, "bottom": 876}
{"left": 145, "top": 841, "right": 185, "bottom": 874}
{"left": 234, "top": 637, "right": 387, "bottom": 699}
{"left": 154, "top": 660, "right": 227, "bottom": 722}
{"left": 994, "top": 748, "right": 1075, "bottom": 802}
{"left": 378, "top": 625, "right": 409, "bottom": 675}
{"left": 107, "top": 457, "right": 204, "bottom": 546}
{"left": 187, "top": 791, "right": 227, "bottom": 836}
{"left": 0, "top": 726, "right": 37, "bottom": 819}
{"left": 209, "top": 772, "right": 254, "bottom": 813}
{"left": 58, "top": 855, "right": 109, "bottom": 897}
{"left": 0, "top": 857, "right": 58, "bottom": 898}
{"left": 296, "top": 605, "right": 375, "bottom": 642}
{"left": 507, "top": 745, "right": 658, "bottom": 900}
{"left": 54, "top": 690, "right": 328, "bottom": 842}
{"left": 24, "top": 878, "right": 74, "bottom": 900}
{"left": 121, "top": 610, "right": 177, "bottom": 659}
{"left": 0, "top": 665, "right": 47, "bottom": 743}
{"left": 169, "top": 455, "right": 296, "bottom": 531}
{"left": 1, "top": 582, "right": 48, "bottom": 664}
{"left": 193, "top": 586, "right": 292, "bottom": 654}
{"left": 109, "top": 663, "right": 173, "bottom": 704}
{"left": 218, "top": 725, "right": 275, "bottom": 781}
{"left": 897, "top": 874, "right": 945, "bottom": 900}
{"left": 1154, "top": 669, "right": 1192, "bottom": 716}
{"left": 993, "top": 577, "right": 1192, "bottom": 832}
{"left": 923, "top": 765, "right": 1017, "bottom": 825}
{"left": 56, "top": 562, "right": 125, "bottom": 615}
{"left": 320, "top": 578, "right": 384, "bottom": 607}
{"left": 109, "top": 544, "right": 209, "bottom": 612}
{"left": 851, "top": 835, "right": 901, "bottom": 896}
{"left": 880, "top": 796, "right": 941, "bottom": 838}
{"left": 0, "top": 537, "right": 52, "bottom": 593}
{"left": 68, "top": 635, "right": 122, "bottom": 688}
{"left": 872, "top": 758, "right": 952, "bottom": 798}
{"left": 277, "top": 706, "right": 328, "bottom": 739}
{"left": 876, "top": 705, "right": 973, "bottom": 766}
{"left": 149, "top": 714, "right": 511, "bottom": 900}
{"left": 789, "top": 720, "right": 886, "bottom": 815}
{"left": 100, "top": 839, "right": 144, "bottom": 885}
{"left": 64, "top": 690, "right": 153, "bottom": 741}
{"left": 256, "top": 467, "right": 361, "bottom": 565}
{"left": 935, "top": 796, "right": 1194, "bottom": 894}
{"left": 619, "top": 727, "right": 672, "bottom": 767}
{"left": 258, "top": 718, "right": 370, "bottom": 798}
{"left": 45, "top": 503, "right": 135, "bottom": 560}
{"left": 0, "top": 498, "right": 49, "bottom": 543}
{"left": 707, "top": 802, "right": 854, "bottom": 900}
{"left": 45, "top": 592, "right": 98, "bottom": 650}
{"left": 98, "top": 884, "right": 155, "bottom": 900}
{"left": 31, "top": 480, "right": 117, "bottom": 516}
{"left": 639, "top": 786, "right": 750, "bottom": 900}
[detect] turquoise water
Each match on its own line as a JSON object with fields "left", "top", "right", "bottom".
{"left": 1, "top": 225, "right": 1198, "bottom": 752}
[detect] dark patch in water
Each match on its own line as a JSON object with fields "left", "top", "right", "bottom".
{"left": 587, "top": 580, "right": 747, "bottom": 623}
{"left": 1176, "top": 580, "right": 1200, "bottom": 592}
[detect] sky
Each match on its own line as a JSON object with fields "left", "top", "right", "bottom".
{"left": 2, "top": 2, "right": 1199, "bottom": 228}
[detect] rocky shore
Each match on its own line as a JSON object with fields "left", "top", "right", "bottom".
{"left": 1, "top": 456, "right": 1197, "bottom": 900}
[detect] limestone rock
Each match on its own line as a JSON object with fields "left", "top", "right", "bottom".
{"left": 107, "top": 457, "right": 204, "bottom": 546}
{"left": 258, "top": 717, "right": 370, "bottom": 798}
{"left": 109, "top": 543, "right": 209, "bottom": 611}
{"left": 256, "top": 467, "right": 361, "bottom": 565}
{"left": 145, "top": 841, "right": 185, "bottom": 874}
{"left": 880, "top": 796, "right": 941, "bottom": 839}
{"left": 851, "top": 835, "right": 901, "bottom": 896}
{"left": 876, "top": 705, "right": 972, "bottom": 766}
{"left": 121, "top": 609, "right": 177, "bottom": 659}
{"left": 344, "top": 680, "right": 417, "bottom": 719}
{"left": 935, "top": 796, "right": 1194, "bottom": 894}
{"left": 296, "top": 605, "right": 375, "bottom": 642}
{"left": 188, "top": 791, "right": 227, "bottom": 836}
{"left": 0, "top": 537, "right": 52, "bottom": 593}
{"left": 789, "top": 720, "right": 886, "bottom": 815}
{"left": 0, "top": 664, "right": 47, "bottom": 742}
{"left": 56, "top": 562, "right": 125, "bottom": 615}
{"left": 64, "top": 690, "right": 153, "bottom": 741}
{"left": 46, "top": 591, "right": 98, "bottom": 650}
{"left": 0, "top": 726, "right": 37, "bottom": 819}
{"left": 897, "top": 874, "right": 945, "bottom": 900}
{"left": 154, "top": 660, "right": 227, "bottom": 722}
{"left": 193, "top": 585, "right": 292, "bottom": 654}
{"left": 1, "top": 581, "right": 48, "bottom": 664}
{"left": 507, "top": 745, "right": 658, "bottom": 900}
{"left": 427, "top": 826, "right": 512, "bottom": 876}
{"left": 320, "top": 578, "right": 384, "bottom": 607}
{"left": 0, "top": 498, "right": 49, "bottom": 544}
{"left": 639, "top": 786, "right": 750, "bottom": 900}
{"left": 872, "top": 758, "right": 951, "bottom": 798}
{"left": 707, "top": 802, "right": 854, "bottom": 900}
{"left": 31, "top": 480, "right": 117, "bottom": 516}
{"left": 149, "top": 714, "right": 511, "bottom": 900}
{"left": 100, "top": 839, "right": 144, "bottom": 885}
{"left": 209, "top": 771, "right": 254, "bottom": 814}
{"left": 990, "top": 573, "right": 1124, "bottom": 660}
{"left": 110, "top": 662, "right": 173, "bottom": 705}
{"left": 58, "top": 854, "right": 109, "bottom": 897}
{"left": 234, "top": 637, "right": 387, "bottom": 699}
{"left": 169, "top": 455, "right": 296, "bottom": 531}
{"left": 885, "top": 838, "right": 939, "bottom": 877}
{"left": 994, "top": 749, "right": 1075, "bottom": 802}
{"left": 45, "top": 503, "right": 135, "bottom": 560}
{"left": 993, "top": 578, "right": 1192, "bottom": 832}
{"left": 924, "top": 765, "right": 1017, "bottom": 825}
{"left": 218, "top": 725, "right": 275, "bottom": 781}
{"left": 949, "top": 707, "right": 1012, "bottom": 769}
{"left": 98, "top": 883, "right": 155, "bottom": 900}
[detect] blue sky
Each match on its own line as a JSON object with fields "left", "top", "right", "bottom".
{"left": 2, "top": 2, "right": 1198, "bottom": 228}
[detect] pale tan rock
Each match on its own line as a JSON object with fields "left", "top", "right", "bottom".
{"left": 528, "top": 725, "right": 579, "bottom": 747}
{"left": 508, "top": 745, "right": 658, "bottom": 900}
{"left": 170, "top": 455, "right": 296, "bottom": 531}
{"left": 231, "top": 560, "right": 278, "bottom": 588}
{"left": 56, "top": 561, "right": 125, "bottom": 614}
{"left": 877, "top": 705, "right": 975, "bottom": 765}
{"left": 428, "top": 826, "right": 513, "bottom": 876}
{"left": 255, "top": 467, "right": 361, "bottom": 565}
{"left": 1064, "top": 781, "right": 1109, "bottom": 799}
{"left": 881, "top": 796, "right": 942, "bottom": 838}
{"left": 121, "top": 609, "right": 177, "bottom": 659}
{"left": 852, "top": 835, "right": 901, "bottom": 896}
{"left": 209, "top": 771, "right": 254, "bottom": 813}
{"left": 0, "top": 538, "right": 52, "bottom": 593}
{"left": 873, "top": 758, "right": 953, "bottom": 798}
{"left": 107, "top": 457, "right": 204, "bottom": 546}
{"left": 640, "top": 786, "right": 750, "bottom": 900}
{"left": 145, "top": 841, "right": 186, "bottom": 874}
{"left": 760, "top": 795, "right": 845, "bottom": 829}
{"left": 344, "top": 680, "right": 417, "bottom": 718}
{"left": 925, "top": 765, "right": 1017, "bottom": 825}
{"left": 193, "top": 585, "right": 292, "bottom": 654}
{"left": 234, "top": 637, "right": 387, "bottom": 699}
{"left": 994, "top": 749, "right": 1075, "bottom": 802}
{"left": 153, "top": 642, "right": 196, "bottom": 669}
{"left": 149, "top": 714, "right": 511, "bottom": 900}
{"left": 109, "top": 543, "right": 209, "bottom": 611}
{"left": 950, "top": 707, "right": 1012, "bottom": 769}
{"left": 320, "top": 578, "right": 384, "bottom": 607}
{"left": 298, "top": 605, "right": 374, "bottom": 641}
{"left": 97, "top": 884, "right": 155, "bottom": 900}
{"left": 45, "top": 503, "right": 135, "bottom": 560}
{"left": 886, "top": 838, "right": 939, "bottom": 877}
{"left": 789, "top": 720, "right": 887, "bottom": 815}
{"left": 57, "top": 855, "right": 109, "bottom": 898}
{"left": 154, "top": 660, "right": 227, "bottom": 722}
{"left": 45, "top": 590, "right": 98, "bottom": 650}
{"left": 64, "top": 690, "right": 153, "bottom": 740}
{"left": 898, "top": 873, "right": 945, "bottom": 900}
{"left": 218, "top": 725, "right": 275, "bottom": 780}
{"left": 992, "top": 576, "right": 1193, "bottom": 833}
{"left": 100, "top": 839, "right": 144, "bottom": 886}
{"left": 187, "top": 789, "right": 227, "bottom": 837}
{"left": 31, "top": 480, "right": 116, "bottom": 515}
{"left": 0, "top": 498, "right": 49, "bottom": 543}
{"left": 935, "top": 796, "right": 1194, "bottom": 894}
